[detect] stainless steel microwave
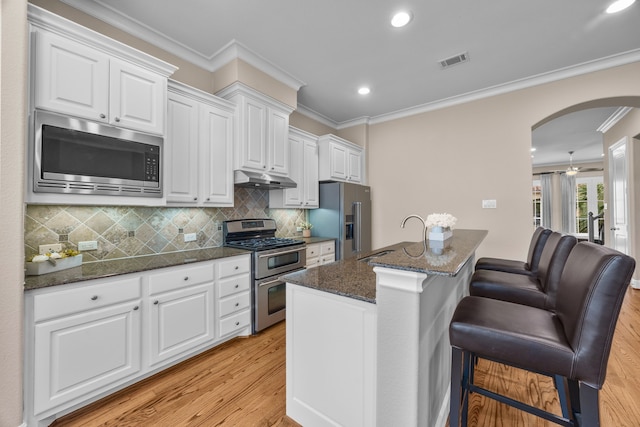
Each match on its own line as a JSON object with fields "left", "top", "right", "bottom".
{"left": 33, "top": 110, "right": 163, "bottom": 197}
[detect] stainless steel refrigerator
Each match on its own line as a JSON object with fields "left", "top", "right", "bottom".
{"left": 309, "top": 182, "right": 371, "bottom": 260}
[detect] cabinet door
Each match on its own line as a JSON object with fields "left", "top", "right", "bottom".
{"left": 268, "top": 108, "right": 290, "bottom": 175}
{"left": 200, "top": 103, "right": 234, "bottom": 206}
{"left": 148, "top": 282, "right": 215, "bottom": 366}
{"left": 239, "top": 97, "right": 268, "bottom": 171}
{"left": 109, "top": 59, "right": 165, "bottom": 135}
{"left": 166, "top": 92, "right": 200, "bottom": 203}
{"left": 347, "top": 148, "right": 363, "bottom": 183}
{"left": 33, "top": 300, "right": 141, "bottom": 414}
{"left": 33, "top": 29, "right": 109, "bottom": 122}
{"left": 283, "top": 135, "right": 303, "bottom": 207}
{"left": 329, "top": 142, "right": 348, "bottom": 181}
{"left": 303, "top": 139, "right": 319, "bottom": 208}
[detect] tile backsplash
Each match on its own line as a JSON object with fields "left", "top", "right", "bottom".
{"left": 25, "top": 188, "right": 305, "bottom": 262}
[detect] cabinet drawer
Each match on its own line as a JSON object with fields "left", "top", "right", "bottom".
{"left": 320, "top": 241, "right": 335, "bottom": 255}
{"left": 219, "top": 274, "right": 251, "bottom": 298}
{"left": 219, "top": 291, "right": 250, "bottom": 317}
{"left": 148, "top": 263, "right": 213, "bottom": 295}
{"left": 219, "top": 310, "right": 251, "bottom": 337}
{"left": 306, "top": 244, "right": 320, "bottom": 258}
{"left": 218, "top": 256, "right": 251, "bottom": 279}
{"left": 321, "top": 254, "right": 336, "bottom": 264}
{"left": 33, "top": 277, "right": 141, "bottom": 322}
{"left": 306, "top": 257, "right": 321, "bottom": 269}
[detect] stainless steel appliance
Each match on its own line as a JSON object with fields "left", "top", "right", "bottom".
{"left": 223, "top": 219, "right": 305, "bottom": 333}
{"left": 33, "top": 109, "right": 162, "bottom": 197}
{"left": 309, "top": 182, "right": 372, "bottom": 260}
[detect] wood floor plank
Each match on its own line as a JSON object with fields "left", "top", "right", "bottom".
{"left": 53, "top": 287, "right": 640, "bottom": 427}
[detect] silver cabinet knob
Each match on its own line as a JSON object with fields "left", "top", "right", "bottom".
{"left": 184, "top": 276, "right": 189, "bottom": 281}
{"left": 99, "top": 113, "right": 106, "bottom": 119}
{"left": 235, "top": 321, "right": 240, "bottom": 326}
{"left": 91, "top": 295, "right": 98, "bottom": 301}
{"left": 194, "top": 197, "right": 198, "bottom": 201}
{"left": 154, "top": 300, "right": 159, "bottom": 305}
{"left": 234, "top": 284, "right": 239, "bottom": 288}
{"left": 235, "top": 302, "right": 240, "bottom": 307}
{"left": 114, "top": 117, "right": 120, "bottom": 122}
{"left": 235, "top": 266, "right": 239, "bottom": 270}
{"left": 133, "top": 305, "right": 139, "bottom": 311}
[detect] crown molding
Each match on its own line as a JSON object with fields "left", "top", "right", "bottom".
{"left": 59, "top": 0, "right": 305, "bottom": 91}
{"left": 367, "top": 49, "right": 640, "bottom": 126}
{"left": 597, "top": 106, "right": 633, "bottom": 133}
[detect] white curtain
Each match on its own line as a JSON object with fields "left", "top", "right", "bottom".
{"left": 561, "top": 173, "right": 576, "bottom": 233}
{"left": 541, "top": 174, "right": 553, "bottom": 228}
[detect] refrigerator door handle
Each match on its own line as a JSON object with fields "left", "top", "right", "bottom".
{"left": 353, "top": 201, "right": 362, "bottom": 253}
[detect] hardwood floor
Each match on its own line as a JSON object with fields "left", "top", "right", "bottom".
{"left": 54, "top": 287, "right": 640, "bottom": 427}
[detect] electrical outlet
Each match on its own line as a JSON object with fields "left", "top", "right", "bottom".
{"left": 39, "top": 243, "right": 62, "bottom": 255}
{"left": 78, "top": 241, "right": 98, "bottom": 251}
{"left": 296, "top": 227, "right": 303, "bottom": 232}
{"left": 184, "top": 233, "right": 197, "bottom": 242}
{"left": 482, "top": 199, "right": 497, "bottom": 209}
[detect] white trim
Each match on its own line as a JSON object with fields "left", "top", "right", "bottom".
{"left": 58, "top": 0, "right": 305, "bottom": 91}
{"left": 57, "top": 0, "right": 640, "bottom": 127}
{"left": 597, "top": 106, "right": 633, "bottom": 133}
{"left": 631, "top": 279, "right": 640, "bottom": 289}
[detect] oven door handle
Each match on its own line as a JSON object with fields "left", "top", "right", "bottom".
{"left": 258, "top": 278, "right": 283, "bottom": 287}
{"left": 257, "top": 247, "right": 305, "bottom": 259}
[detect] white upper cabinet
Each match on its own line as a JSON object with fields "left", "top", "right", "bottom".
{"left": 270, "top": 127, "right": 319, "bottom": 209}
{"left": 217, "top": 83, "right": 294, "bottom": 177}
{"left": 318, "top": 134, "right": 364, "bottom": 184}
{"left": 166, "top": 81, "right": 235, "bottom": 207}
{"left": 29, "top": 5, "right": 177, "bottom": 136}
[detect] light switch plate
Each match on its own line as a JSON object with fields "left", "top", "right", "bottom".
{"left": 78, "top": 241, "right": 98, "bottom": 251}
{"left": 39, "top": 243, "right": 62, "bottom": 255}
{"left": 184, "top": 233, "right": 197, "bottom": 242}
{"left": 482, "top": 199, "right": 497, "bottom": 209}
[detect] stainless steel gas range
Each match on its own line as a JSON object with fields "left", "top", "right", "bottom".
{"left": 223, "top": 219, "right": 306, "bottom": 333}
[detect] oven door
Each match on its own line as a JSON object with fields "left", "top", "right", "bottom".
{"left": 254, "top": 246, "right": 306, "bottom": 279}
{"left": 254, "top": 271, "right": 302, "bottom": 333}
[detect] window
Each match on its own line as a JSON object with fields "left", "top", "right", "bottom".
{"left": 576, "top": 176, "right": 604, "bottom": 236}
{"left": 532, "top": 179, "right": 541, "bottom": 228}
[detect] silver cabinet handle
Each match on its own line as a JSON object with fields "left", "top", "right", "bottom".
{"left": 611, "top": 227, "right": 620, "bottom": 230}
{"left": 91, "top": 295, "right": 98, "bottom": 301}
{"left": 258, "top": 247, "right": 304, "bottom": 259}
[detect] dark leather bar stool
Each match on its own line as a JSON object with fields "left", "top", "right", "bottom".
{"left": 468, "top": 231, "right": 577, "bottom": 311}
{"left": 449, "top": 242, "right": 636, "bottom": 427}
{"left": 475, "top": 226, "right": 551, "bottom": 276}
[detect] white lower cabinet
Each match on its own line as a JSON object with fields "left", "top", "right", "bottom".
{"left": 147, "top": 263, "right": 215, "bottom": 366}
{"left": 305, "top": 240, "right": 336, "bottom": 268}
{"left": 25, "top": 253, "right": 250, "bottom": 426}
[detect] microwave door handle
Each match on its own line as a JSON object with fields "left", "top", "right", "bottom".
{"left": 353, "top": 201, "right": 362, "bottom": 253}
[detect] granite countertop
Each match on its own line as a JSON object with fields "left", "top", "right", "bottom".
{"left": 24, "top": 247, "right": 250, "bottom": 291}
{"left": 281, "top": 229, "right": 487, "bottom": 304}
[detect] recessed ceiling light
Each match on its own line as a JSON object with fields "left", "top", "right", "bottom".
{"left": 606, "top": 0, "right": 635, "bottom": 13}
{"left": 391, "top": 11, "right": 412, "bottom": 27}
{"left": 358, "top": 87, "right": 371, "bottom": 95}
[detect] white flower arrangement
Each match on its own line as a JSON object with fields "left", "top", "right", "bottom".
{"left": 424, "top": 213, "right": 457, "bottom": 229}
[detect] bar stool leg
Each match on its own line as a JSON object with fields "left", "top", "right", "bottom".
{"left": 579, "top": 382, "right": 600, "bottom": 427}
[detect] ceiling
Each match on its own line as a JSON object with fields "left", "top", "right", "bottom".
{"left": 59, "top": 0, "right": 640, "bottom": 164}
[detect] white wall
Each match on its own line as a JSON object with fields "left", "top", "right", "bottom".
{"left": 0, "top": 0, "right": 27, "bottom": 425}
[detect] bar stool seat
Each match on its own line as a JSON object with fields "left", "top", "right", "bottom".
{"left": 475, "top": 227, "right": 551, "bottom": 276}
{"left": 449, "top": 242, "right": 636, "bottom": 427}
{"left": 469, "top": 232, "right": 576, "bottom": 310}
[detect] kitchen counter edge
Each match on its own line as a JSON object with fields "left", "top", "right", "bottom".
{"left": 24, "top": 247, "right": 251, "bottom": 291}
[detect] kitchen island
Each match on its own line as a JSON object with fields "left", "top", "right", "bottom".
{"left": 282, "top": 229, "right": 487, "bottom": 427}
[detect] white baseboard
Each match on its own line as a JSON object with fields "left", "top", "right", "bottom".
{"left": 631, "top": 279, "right": 640, "bottom": 290}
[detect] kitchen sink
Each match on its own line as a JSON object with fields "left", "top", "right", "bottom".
{"left": 358, "top": 250, "right": 394, "bottom": 263}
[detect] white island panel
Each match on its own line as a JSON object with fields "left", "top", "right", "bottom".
{"left": 286, "top": 283, "right": 377, "bottom": 427}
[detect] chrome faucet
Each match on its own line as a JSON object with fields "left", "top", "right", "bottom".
{"left": 400, "top": 214, "right": 428, "bottom": 242}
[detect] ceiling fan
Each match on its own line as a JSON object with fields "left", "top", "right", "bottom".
{"left": 566, "top": 151, "right": 579, "bottom": 176}
{"left": 544, "top": 151, "right": 604, "bottom": 175}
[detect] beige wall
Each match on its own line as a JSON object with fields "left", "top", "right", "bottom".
{"left": 367, "top": 62, "right": 640, "bottom": 262}
{"left": 1, "top": 0, "right": 27, "bottom": 425}
{"left": 289, "top": 111, "right": 336, "bottom": 136}
{"left": 603, "top": 108, "right": 640, "bottom": 272}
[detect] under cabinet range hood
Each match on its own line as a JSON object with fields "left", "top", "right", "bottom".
{"left": 234, "top": 170, "right": 297, "bottom": 189}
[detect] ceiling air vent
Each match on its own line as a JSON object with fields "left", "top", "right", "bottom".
{"left": 438, "top": 52, "right": 469, "bottom": 69}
